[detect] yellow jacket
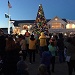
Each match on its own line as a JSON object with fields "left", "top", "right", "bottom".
{"left": 39, "top": 32, "right": 47, "bottom": 46}
{"left": 29, "top": 39, "right": 36, "bottom": 50}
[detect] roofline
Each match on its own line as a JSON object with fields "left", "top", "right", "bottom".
{"left": 10, "top": 19, "right": 50, "bottom": 21}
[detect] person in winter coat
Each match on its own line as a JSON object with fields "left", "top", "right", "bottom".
{"left": 17, "top": 56, "right": 29, "bottom": 75}
{"left": 29, "top": 34, "right": 37, "bottom": 64}
{"left": 64, "top": 37, "right": 75, "bottom": 75}
{"left": 57, "top": 33, "right": 65, "bottom": 63}
{"left": 48, "top": 38, "right": 56, "bottom": 73}
{"left": 41, "top": 46, "right": 52, "bottom": 75}
{"left": 39, "top": 32, "right": 47, "bottom": 58}
{"left": 5, "top": 36, "right": 19, "bottom": 75}
{"left": 20, "top": 35, "right": 27, "bottom": 60}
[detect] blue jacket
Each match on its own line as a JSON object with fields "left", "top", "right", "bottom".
{"left": 41, "top": 51, "right": 52, "bottom": 67}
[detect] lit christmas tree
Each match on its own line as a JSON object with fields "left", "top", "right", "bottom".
{"left": 33, "top": 4, "right": 48, "bottom": 34}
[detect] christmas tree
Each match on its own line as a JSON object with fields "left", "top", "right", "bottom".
{"left": 33, "top": 4, "right": 48, "bottom": 34}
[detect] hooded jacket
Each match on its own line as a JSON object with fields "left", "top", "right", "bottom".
{"left": 39, "top": 32, "right": 47, "bottom": 46}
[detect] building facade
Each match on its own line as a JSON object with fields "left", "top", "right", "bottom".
{"left": 11, "top": 16, "right": 75, "bottom": 35}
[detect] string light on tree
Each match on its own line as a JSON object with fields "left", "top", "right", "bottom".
{"left": 33, "top": 4, "right": 48, "bottom": 34}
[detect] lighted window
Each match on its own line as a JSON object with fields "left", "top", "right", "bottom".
{"left": 66, "top": 24, "right": 75, "bottom": 29}
{"left": 55, "top": 18, "right": 58, "bottom": 21}
{"left": 23, "top": 25, "right": 28, "bottom": 29}
{"left": 13, "top": 27, "right": 20, "bottom": 34}
{"left": 51, "top": 22, "right": 61, "bottom": 29}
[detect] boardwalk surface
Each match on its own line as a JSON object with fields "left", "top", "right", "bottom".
{"left": 26, "top": 53, "right": 75, "bottom": 75}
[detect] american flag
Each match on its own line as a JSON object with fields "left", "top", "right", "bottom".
{"left": 8, "top": 1, "right": 12, "bottom": 8}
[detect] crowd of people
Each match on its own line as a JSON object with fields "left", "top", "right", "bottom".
{"left": 0, "top": 30, "right": 75, "bottom": 75}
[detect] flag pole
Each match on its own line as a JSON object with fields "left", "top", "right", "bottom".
{"left": 8, "top": 5, "right": 10, "bottom": 34}
{"left": 8, "top": 0, "right": 12, "bottom": 34}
